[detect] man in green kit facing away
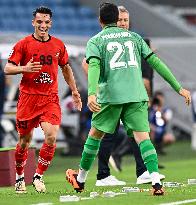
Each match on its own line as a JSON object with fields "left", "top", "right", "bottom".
{"left": 66, "top": 2, "right": 191, "bottom": 195}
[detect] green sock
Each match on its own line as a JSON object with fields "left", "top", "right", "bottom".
{"left": 139, "top": 139, "right": 158, "bottom": 173}
{"left": 80, "top": 135, "right": 101, "bottom": 171}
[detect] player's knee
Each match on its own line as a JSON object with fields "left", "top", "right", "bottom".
{"left": 133, "top": 131, "right": 150, "bottom": 144}
{"left": 42, "top": 124, "right": 58, "bottom": 145}
{"left": 89, "top": 127, "right": 104, "bottom": 139}
{"left": 45, "top": 135, "right": 56, "bottom": 145}
{"left": 19, "top": 137, "right": 30, "bottom": 149}
{"left": 19, "top": 132, "right": 32, "bottom": 149}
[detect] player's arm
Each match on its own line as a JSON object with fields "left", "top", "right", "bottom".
{"left": 82, "top": 57, "right": 88, "bottom": 76}
{"left": 146, "top": 53, "right": 191, "bottom": 105}
{"left": 60, "top": 63, "right": 82, "bottom": 111}
{"left": 192, "top": 92, "right": 196, "bottom": 115}
{"left": 143, "top": 78, "right": 151, "bottom": 98}
{"left": 81, "top": 56, "right": 101, "bottom": 112}
{"left": 4, "top": 58, "right": 42, "bottom": 75}
{"left": 60, "top": 63, "right": 78, "bottom": 93}
{"left": 88, "top": 57, "right": 101, "bottom": 112}
{"left": 85, "top": 37, "right": 101, "bottom": 112}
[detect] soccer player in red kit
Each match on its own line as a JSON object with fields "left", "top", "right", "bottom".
{"left": 4, "top": 6, "right": 82, "bottom": 193}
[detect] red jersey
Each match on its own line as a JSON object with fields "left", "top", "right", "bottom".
{"left": 8, "top": 34, "right": 69, "bottom": 95}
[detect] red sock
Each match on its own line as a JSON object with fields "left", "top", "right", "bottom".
{"left": 15, "top": 143, "right": 28, "bottom": 175}
{"left": 36, "top": 143, "right": 56, "bottom": 175}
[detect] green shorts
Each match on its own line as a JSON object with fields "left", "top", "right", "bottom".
{"left": 91, "top": 101, "right": 150, "bottom": 136}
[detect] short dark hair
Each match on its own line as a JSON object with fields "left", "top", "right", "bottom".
{"left": 99, "top": 2, "right": 119, "bottom": 24}
{"left": 152, "top": 97, "right": 161, "bottom": 106}
{"left": 33, "top": 6, "right": 53, "bottom": 18}
{"left": 154, "top": 91, "right": 164, "bottom": 97}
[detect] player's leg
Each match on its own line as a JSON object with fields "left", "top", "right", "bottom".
{"left": 125, "top": 134, "right": 165, "bottom": 185}
{"left": 132, "top": 134, "right": 163, "bottom": 185}
{"left": 122, "top": 102, "right": 164, "bottom": 195}
{"left": 32, "top": 101, "right": 61, "bottom": 193}
{"left": 66, "top": 104, "right": 121, "bottom": 192}
{"left": 36, "top": 122, "right": 58, "bottom": 175}
{"left": 15, "top": 120, "right": 34, "bottom": 193}
{"left": 32, "top": 122, "right": 59, "bottom": 193}
{"left": 109, "top": 130, "right": 131, "bottom": 172}
{"left": 66, "top": 127, "right": 103, "bottom": 192}
{"left": 96, "top": 123, "right": 126, "bottom": 186}
{"left": 97, "top": 133, "right": 113, "bottom": 180}
{"left": 15, "top": 92, "right": 43, "bottom": 193}
{"left": 134, "top": 132, "right": 164, "bottom": 195}
{"left": 130, "top": 137, "right": 147, "bottom": 176}
{"left": 112, "top": 125, "right": 149, "bottom": 184}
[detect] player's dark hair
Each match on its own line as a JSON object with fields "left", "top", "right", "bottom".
{"left": 152, "top": 97, "right": 161, "bottom": 106}
{"left": 99, "top": 2, "right": 119, "bottom": 24}
{"left": 154, "top": 91, "right": 164, "bottom": 98}
{"left": 33, "top": 6, "right": 53, "bottom": 18}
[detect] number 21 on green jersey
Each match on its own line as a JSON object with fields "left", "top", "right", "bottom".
{"left": 106, "top": 41, "right": 138, "bottom": 70}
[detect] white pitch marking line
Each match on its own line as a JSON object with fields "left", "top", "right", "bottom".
{"left": 160, "top": 199, "right": 196, "bottom": 205}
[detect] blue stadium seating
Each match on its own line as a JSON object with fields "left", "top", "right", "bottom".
{"left": 41, "top": 0, "right": 57, "bottom": 8}
{"left": 1, "top": 18, "right": 17, "bottom": 31}
{"left": 53, "top": 6, "right": 76, "bottom": 19}
{"left": 0, "top": 0, "right": 10, "bottom": 6}
{"left": 78, "top": 6, "right": 95, "bottom": 18}
{"left": 12, "top": 6, "right": 28, "bottom": 17}
{"left": 0, "top": 0, "right": 99, "bottom": 36}
{"left": 61, "top": 0, "right": 79, "bottom": 7}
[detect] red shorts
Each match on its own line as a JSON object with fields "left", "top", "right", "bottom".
{"left": 16, "top": 92, "right": 61, "bottom": 135}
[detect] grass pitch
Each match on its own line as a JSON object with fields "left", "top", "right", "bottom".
{"left": 0, "top": 141, "right": 196, "bottom": 205}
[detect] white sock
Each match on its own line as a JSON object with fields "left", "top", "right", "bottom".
{"left": 77, "top": 168, "right": 88, "bottom": 183}
{"left": 151, "top": 172, "right": 161, "bottom": 185}
{"left": 34, "top": 173, "right": 43, "bottom": 178}
{"left": 16, "top": 173, "right": 24, "bottom": 180}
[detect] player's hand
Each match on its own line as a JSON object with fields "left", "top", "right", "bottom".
{"left": 88, "top": 95, "right": 101, "bottom": 112}
{"left": 22, "top": 58, "right": 42, "bottom": 73}
{"left": 179, "top": 88, "right": 191, "bottom": 106}
{"left": 72, "top": 90, "right": 82, "bottom": 111}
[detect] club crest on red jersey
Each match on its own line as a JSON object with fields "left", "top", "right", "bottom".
{"left": 34, "top": 72, "right": 53, "bottom": 84}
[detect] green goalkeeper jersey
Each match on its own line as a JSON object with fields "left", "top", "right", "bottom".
{"left": 86, "top": 24, "right": 152, "bottom": 104}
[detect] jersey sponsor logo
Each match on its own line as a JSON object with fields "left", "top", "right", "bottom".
{"left": 34, "top": 72, "right": 53, "bottom": 84}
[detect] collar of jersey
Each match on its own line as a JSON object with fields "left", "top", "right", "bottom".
{"left": 103, "top": 24, "right": 117, "bottom": 29}
{"left": 32, "top": 34, "right": 51, "bottom": 42}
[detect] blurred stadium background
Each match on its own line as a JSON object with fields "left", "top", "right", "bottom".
{"left": 0, "top": 0, "right": 196, "bottom": 152}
